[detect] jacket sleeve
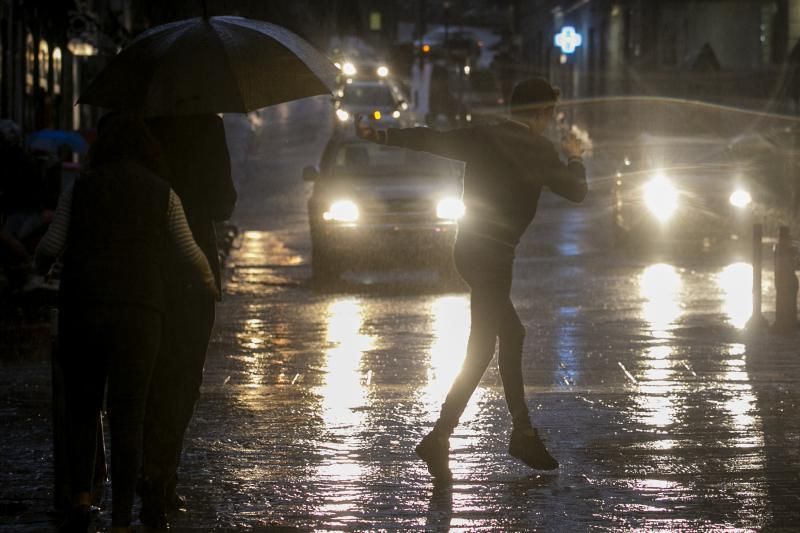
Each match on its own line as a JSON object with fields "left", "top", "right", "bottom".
{"left": 167, "top": 190, "right": 217, "bottom": 292}
{"left": 385, "top": 126, "right": 480, "bottom": 162}
{"left": 537, "top": 142, "right": 588, "bottom": 203}
{"left": 35, "top": 185, "right": 72, "bottom": 263}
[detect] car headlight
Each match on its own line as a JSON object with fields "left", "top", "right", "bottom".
{"left": 436, "top": 197, "right": 465, "bottom": 221}
{"left": 323, "top": 200, "right": 359, "bottom": 223}
{"left": 376, "top": 65, "right": 389, "bottom": 77}
{"left": 729, "top": 190, "right": 752, "bottom": 208}
{"left": 392, "top": 110, "right": 401, "bottom": 119}
{"left": 336, "top": 109, "right": 350, "bottom": 122}
{"left": 643, "top": 176, "right": 678, "bottom": 222}
{"left": 342, "top": 62, "right": 357, "bottom": 76}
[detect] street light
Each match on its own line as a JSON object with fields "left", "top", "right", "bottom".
{"left": 67, "top": 38, "right": 97, "bottom": 56}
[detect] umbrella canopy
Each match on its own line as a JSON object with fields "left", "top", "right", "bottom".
{"left": 78, "top": 16, "right": 339, "bottom": 117}
{"left": 27, "top": 129, "right": 89, "bottom": 154}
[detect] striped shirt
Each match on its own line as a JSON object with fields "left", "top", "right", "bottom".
{"left": 36, "top": 185, "right": 216, "bottom": 293}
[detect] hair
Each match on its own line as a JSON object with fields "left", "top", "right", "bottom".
{"left": 510, "top": 77, "right": 561, "bottom": 117}
{"left": 86, "top": 112, "right": 167, "bottom": 176}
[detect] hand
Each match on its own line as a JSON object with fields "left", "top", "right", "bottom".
{"left": 355, "top": 114, "right": 379, "bottom": 142}
{"left": 561, "top": 132, "right": 584, "bottom": 158}
{"left": 207, "top": 279, "right": 221, "bottom": 301}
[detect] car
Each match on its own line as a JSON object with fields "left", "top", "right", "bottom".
{"left": 303, "top": 136, "right": 465, "bottom": 284}
{"left": 333, "top": 79, "right": 412, "bottom": 132}
{"left": 611, "top": 134, "right": 759, "bottom": 248}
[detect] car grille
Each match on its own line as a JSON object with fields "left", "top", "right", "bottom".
{"left": 361, "top": 197, "right": 437, "bottom": 223}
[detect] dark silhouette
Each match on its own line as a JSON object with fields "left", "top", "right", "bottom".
{"left": 139, "top": 114, "right": 236, "bottom": 527}
{"left": 35, "top": 114, "right": 216, "bottom": 532}
{"left": 356, "top": 78, "right": 588, "bottom": 481}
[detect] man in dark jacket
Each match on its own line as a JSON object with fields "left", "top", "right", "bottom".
{"left": 141, "top": 114, "right": 237, "bottom": 525}
{"left": 356, "top": 77, "right": 587, "bottom": 481}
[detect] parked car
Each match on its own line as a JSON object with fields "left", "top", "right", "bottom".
{"left": 304, "top": 136, "right": 465, "bottom": 284}
{"left": 612, "top": 134, "right": 759, "bottom": 248}
{"left": 333, "top": 79, "right": 412, "bottom": 132}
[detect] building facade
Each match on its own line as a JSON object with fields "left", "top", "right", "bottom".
{"left": 518, "top": 0, "right": 799, "bottom": 107}
{"left": 1, "top": 0, "right": 133, "bottom": 135}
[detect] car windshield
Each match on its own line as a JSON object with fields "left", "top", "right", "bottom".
{"left": 636, "top": 137, "right": 734, "bottom": 175}
{"left": 331, "top": 142, "right": 464, "bottom": 180}
{"left": 342, "top": 85, "right": 395, "bottom": 107}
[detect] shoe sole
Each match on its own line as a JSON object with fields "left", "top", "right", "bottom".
{"left": 509, "top": 449, "right": 559, "bottom": 471}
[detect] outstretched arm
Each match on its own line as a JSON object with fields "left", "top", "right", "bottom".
{"left": 355, "top": 115, "right": 478, "bottom": 162}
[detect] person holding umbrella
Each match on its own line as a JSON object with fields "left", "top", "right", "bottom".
{"left": 36, "top": 113, "right": 217, "bottom": 532}
{"left": 355, "top": 77, "right": 588, "bottom": 482}
{"left": 137, "top": 113, "right": 236, "bottom": 528}
{"left": 76, "top": 13, "right": 339, "bottom": 526}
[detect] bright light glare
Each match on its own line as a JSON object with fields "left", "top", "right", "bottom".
{"left": 717, "top": 262, "right": 752, "bottom": 329}
{"left": 729, "top": 190, "right": 752, "bottom": 208}
{"left": 342, "top": 62, "right": 357, "bottom": 76}
{"left": 392, "top": 110, "right": 401, "bottom": 119}
{"left": 376, "top": 65, "right": 389, "bottom": 77}
{"left": 373, "top": 110, "right": 382, "bottom": 120}
{"left": 323, "top": 200, "right": 359, "bottom": 223}
{"left": 639, "top": 263, "right": 682, "bottom": 334}
{"left": 464, "top": 65, "right": 471, "bottom": 75}
{"left": 644, "top": 176, "right": 678, "bottom": 222}
{"left": 436, "top": 197, "right": 465, "bottom": 220}
{"left": 335, "top": 109, "right": 350, "bottom": 122}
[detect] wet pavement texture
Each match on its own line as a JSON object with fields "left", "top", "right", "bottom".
{"left": 2, "top": 97, "right": 800, "bottom": 531}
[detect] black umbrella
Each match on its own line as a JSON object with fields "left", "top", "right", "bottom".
{"left": 78, "top": 16, "right": 338, "bottom": 116}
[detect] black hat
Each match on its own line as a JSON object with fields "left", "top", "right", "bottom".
{"left": 510, "top": 77, "right": 560, "bottom": 113}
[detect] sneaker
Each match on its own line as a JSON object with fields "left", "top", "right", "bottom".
{"left": 509, "top": 428, "right": 559, "bottom": 470}
{"left": 415, "top": 431, "right": 452, "bottom": 481}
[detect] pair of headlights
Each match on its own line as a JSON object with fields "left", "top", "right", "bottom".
{"left": 335, "top": 62, "right": 390, "bottom": 78}
{"left": 642, "top": 176, "right": 752, "bottom": 222}
{"left": 323, "top": 197, "right": 466, "bottom": 223}
{"left": 336, "top": 109, "right": 402, "bottom": 122}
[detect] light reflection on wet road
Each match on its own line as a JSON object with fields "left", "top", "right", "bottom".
{"left": 168, "top": 189, "right": 797, "bottom": 529}
{"left": 2, "top": 97, "right": 799, "bottom": 530}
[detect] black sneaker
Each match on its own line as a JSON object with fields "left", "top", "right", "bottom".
{"left": 415, "top": 431, "right": 452, "bottom": 481}
{"left": 509, "top": 428, "right": 559, "bottom": 470}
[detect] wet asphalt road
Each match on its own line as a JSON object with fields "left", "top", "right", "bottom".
{"left": 2, "top": 97, "right": 800, "bottom": 531}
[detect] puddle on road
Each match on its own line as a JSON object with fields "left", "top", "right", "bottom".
{"left": 225, "top": 230, "right": 305, "bottom": 294}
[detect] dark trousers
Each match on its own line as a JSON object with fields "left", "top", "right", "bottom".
{"left": 142, "top": 289, "right": 215, "bottom": 491}
{"left": 433, "top": 237, "right": 531, "bottom": 435}
{"left": 59, "top": 303, "right": 161, "bottom": 527}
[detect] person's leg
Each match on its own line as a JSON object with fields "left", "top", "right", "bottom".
{"left": 58, "top": 307, "right": 107, "bottom": 531}
{"left": 496, "top": 297, "right": 531, "bottom": 430}
{"left": 142, "top": 291, "right": 214, "bottom": 506}
{"left": 59, "top": 309, "right": 106, "bottom": 506}
{"left": 496, "top": 300, "right": 558, "bottom": 470}
{"left": 105, "top": 307, "right": 161, "bottom": 528}
{"left": 417, "top": 282, "right": 504, "bottom": 480}
{"left": 433, "top": 284, "right": 502, "bottom": 435}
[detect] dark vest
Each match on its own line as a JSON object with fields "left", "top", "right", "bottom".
{"left": 59, "top": 160, "right": 170, "bottom": 313}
